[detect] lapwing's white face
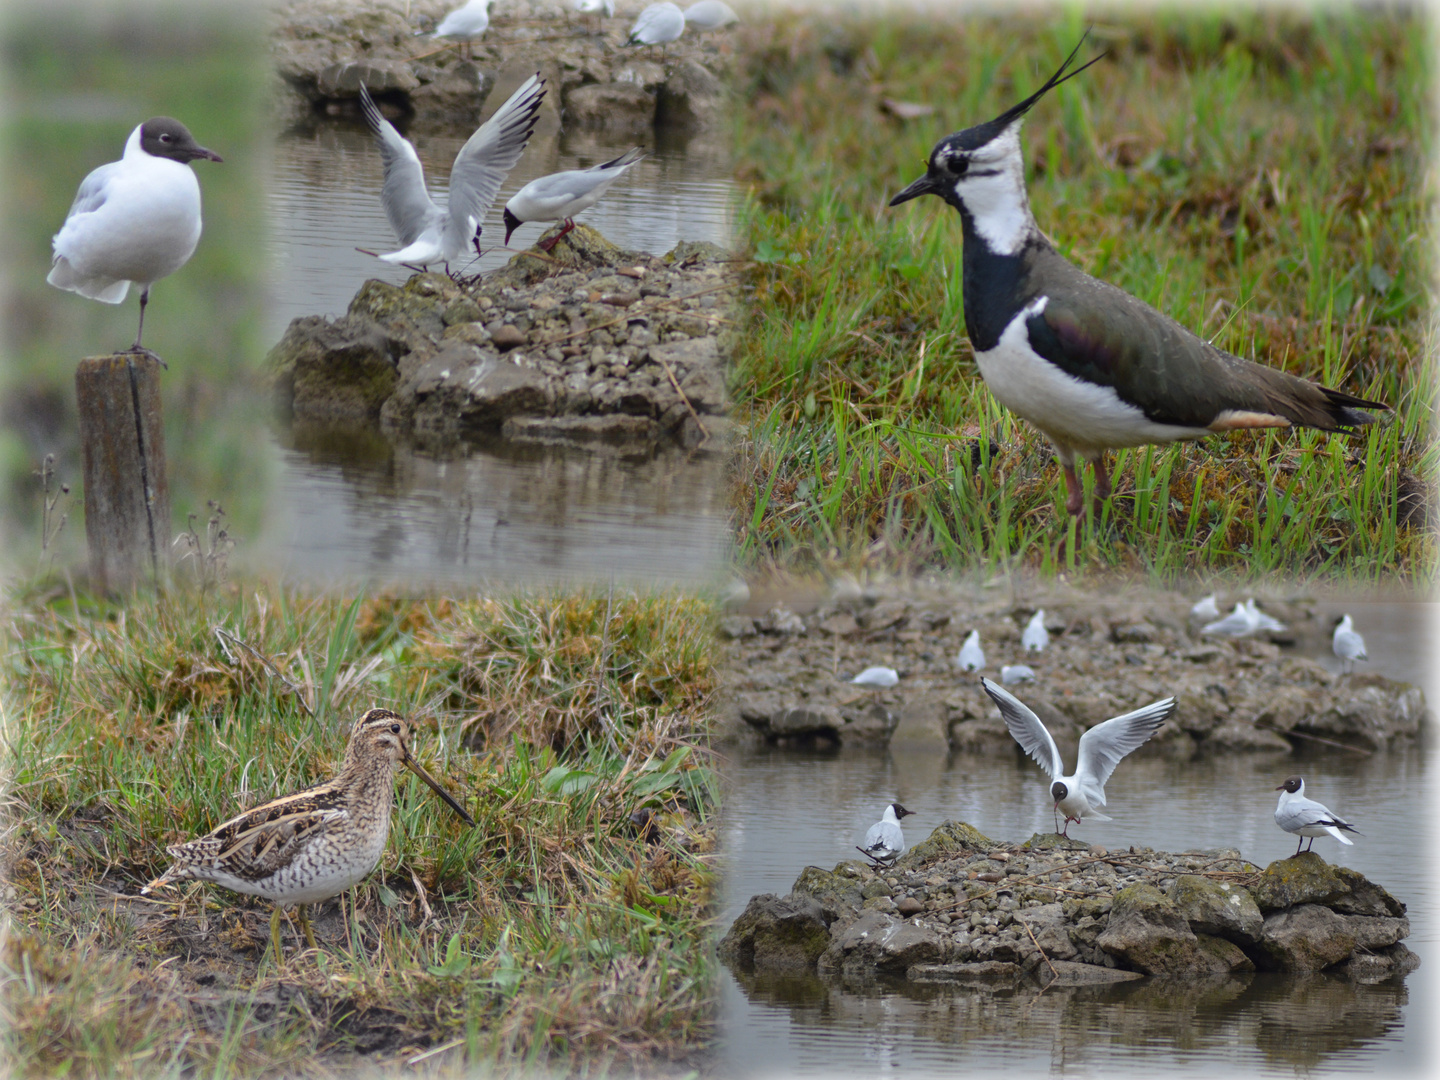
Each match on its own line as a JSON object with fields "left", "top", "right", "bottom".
{"left": 933, "top": 125, "right": 1032, "bottom": 256}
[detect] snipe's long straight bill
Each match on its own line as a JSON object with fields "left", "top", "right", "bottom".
{"left": 404, "top": 751, "right": 476, "bottom": 825}
{"left": 889, "top": 172, "right": 940, "bottom": 207}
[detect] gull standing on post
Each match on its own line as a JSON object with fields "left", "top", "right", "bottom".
{"left": 857, "top": 803, "right": 914, "bottom": 865}
{"left": 422, "top": 0, "right": 490, "bottom": 58}
{"left": 48, "top": 117, "right": 222, "bottom": 358}
{"left": 1021, "top": 609, "right": 1048, "bottom": 652}
{"left": 359, "top": 74, "right": 546, "bottom": 272}
{"left": 888, "top": 36, "right": 1387, "bottom": 516}
{"left": 982, "top": 677, "right": 1175, "bottom": 836}
{"left": 502, "top": 148, "right": 645, "bottom": 252}
{"left": 1332, "top": 615, "right": 1368, "bottom": 673}
{"left": 956, "top": 630, "right": 985, "bottom": 672}
{"left": 1274, "top": 776, "right": 1360, "bottom": 855}
{"left": 626, "top": 2, "right": 686, "bottom": 53}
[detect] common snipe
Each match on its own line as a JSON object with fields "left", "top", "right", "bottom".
{"left": 146, "top": 708, "right": 474, "bottom": 958}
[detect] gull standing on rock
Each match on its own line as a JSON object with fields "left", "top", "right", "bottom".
{"left": 1201, "top": 601, "right": 1255, "bottom": 638}
{"left": 1332, "top": 615, "right": 1368, "bottom": 673}
{"left": 1245, "top": 598, "right": 1287, "bottom": 634}
{"left": 502, "top": 147, "right": 645, "bottom": 252}
{"left": 1190, "top": 594, "right": 1220, "bottom": 621}
{"left": 1001, "top": 664, "right": 1036, "bottom": 685}
{"left": 851, "top": 666, "right": 899, "bottom": 688}
{"left": 683, "top": 0, "right": 738, "bottom": 29}
{"left": 857, "top": 803, "right": 914, "bottom": 865}
{"left": 359, "top": 74, "right": 546, "bottom": 272}
{"left": 626, "top": 2, "right": 686, "bottom": 52}
{"left": 48, "top": 117, "right": 222, "bottom": 358}
{"left": 982, "top": 677, "right": 1175, "bottom": 836}
{"left": 1274, "top": 776, "right": 1360, "bottom": 855}
{"left": 1021, "top": 609, "right": 1048, "bottom": 652}
{"left": 422, "top": 0, "right": 490, "bottom": 58}
{"left": 574, "top": 0, "right": 614, "bottom": 32}
{"left": 956, "top": 630, "right": 985, "bottom": 672}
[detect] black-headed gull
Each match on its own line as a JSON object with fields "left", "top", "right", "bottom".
{"left": 502, "top": 148, "right": 644, "bottom": 252}
{"left": 358, "top": 74, "right": 545, "bottom": 271}
{"left": 575, "top": 0, "right": 614, "bottom": 31}
{"left": 1274, "top": 776, "right": 1359, "bottom": 855}
{"left": 1001, "top": 664, "right": 1035, "bottom": 685}
{"left": 857, "top": 803, "right": 913, "bottom": 865}
{"left": 982, "top": 677, "right": 1175, "bottom": 836}
{"left": 850, "top": 666, "right": 898, "bottom": 688}
{"left": 48, "top": 117, "right": 222, "bottom": 357}
{"left": 956, "top": 629, "right": 985, "bottom": 671}
{"left": 683, "top": 0, "right": 738, "bottom": 29}
{"left": 1332, "top": 615, "right": 1368, "bottom": 673}
{"left": 1245, "top": 598, "right": 1287, "bottom": 634}
{"left": 1021, "top": 609, "right": 1048, "bottom": 652}
{"left": 424, "top": 0, "right": 490, "bottom": 58}
{"left": 1201, "top": 601, "right": 1253, "bottom": 638}
{"left": 626, "top": 2, "right": 686, "bottom": 50}
{"left": 1190, "top": 593, "right": 1220, "bottom": 620}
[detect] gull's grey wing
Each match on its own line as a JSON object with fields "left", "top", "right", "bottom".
{"left": 510, "top": 148, "right": 644, "bottom": 217}
{"left": 1277, "top": 796, "right": 1357, "bottom": 835}
{"left": 443, "top": 73, "right": 546, "bottom": 253}
{"left": 61, "top": 161, "right": 122, "bottom": 222}
{"left": 981, "top": 677, "right": 1063, "bottom": 781}
{"left": 861, "top": 819, "right": 902, "bottom": 856}
{"left": 1075, "top": 697, "right": 1176, "bottom": 806}
{"left": 358, "top": 83, "right": 438, "bottom": 246}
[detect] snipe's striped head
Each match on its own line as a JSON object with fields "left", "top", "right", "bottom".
{"left": 348, "top": 708, "right": 476, "bottom": 826}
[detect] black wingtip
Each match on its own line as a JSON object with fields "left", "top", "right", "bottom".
{"left": 1322, "top": 386, "right": 1390, "bottom": 428}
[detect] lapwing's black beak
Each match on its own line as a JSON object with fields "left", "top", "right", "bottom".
{"left": 889, "top": 170, "right": 939, "bottom": 207}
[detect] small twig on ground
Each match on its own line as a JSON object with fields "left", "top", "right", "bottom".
{"left": 1016, "top": 915, "right": 1059, "bottom": 981}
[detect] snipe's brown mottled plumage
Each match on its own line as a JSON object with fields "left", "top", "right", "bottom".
{"left": 146, "top": 708, "right": 474, "bottom": 958}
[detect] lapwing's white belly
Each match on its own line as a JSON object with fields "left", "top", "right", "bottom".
{"left": 976, "top": 298, "right": 1211, "bottom": 458}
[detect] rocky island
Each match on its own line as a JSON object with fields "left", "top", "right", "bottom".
{"left": 721, "top": 825, "right": 1418, "bottom": 987}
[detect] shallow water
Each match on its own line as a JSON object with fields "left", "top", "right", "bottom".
{"left": 259, "top": 116, "right": 735, "bottom": 585}
{"left": 261, "top": 426, "right": 729, "bottom": 587}
{"left": 718, "top": 602, "right": 1436, "bottom": 1077}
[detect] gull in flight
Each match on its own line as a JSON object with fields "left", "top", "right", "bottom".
{"left": 983, "top": 677, "right": 1175, "bottom": 836}
{"left": 358, "top": 74, "right": 545, "bottom": 272}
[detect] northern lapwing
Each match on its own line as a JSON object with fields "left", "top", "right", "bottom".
{"left": 889, "top": 37, "right": 1388, "bottom": 516}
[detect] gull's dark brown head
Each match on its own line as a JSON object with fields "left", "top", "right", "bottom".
{"left": 140, "top": 117, "right": 223, "bottom": 164}
{"left": 1276, "top": 776, "right": 1305, "bottom": 794}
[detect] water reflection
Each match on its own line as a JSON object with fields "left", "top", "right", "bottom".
{"left": 718, "top": 601, "right": 1435, "bottom": 1076}
{"left": 262, "top": 424, "right": 729, "bottom": 587}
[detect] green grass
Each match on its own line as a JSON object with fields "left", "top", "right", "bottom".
{"left": 0, "top": 7, "right": 273, "bottom": 575}
{"left": 728, "top": 9, "right": 1434, "bottom": 584}
{"left": 2, "top": 583, "right": 719, "bottom": 1075}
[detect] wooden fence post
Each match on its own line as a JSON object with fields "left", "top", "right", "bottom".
{"left": 75, "top": 353, "right": 169, "bottom": 591}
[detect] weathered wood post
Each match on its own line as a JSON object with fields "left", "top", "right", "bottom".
{"left": 75, "top": 353, "right": 169, "bottom": 591}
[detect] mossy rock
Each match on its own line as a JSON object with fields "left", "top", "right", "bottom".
{"left": 1021, "top": 832, "right": 1091, "bottom": 853}
{"left": 898, "top": 821, "right": 994, "bottom": 866}
{"left": 1252, "top": 852, "right": 1405, "bottom": 916}
{"left": 789, "top": 864, "right": 865, "bottom": 918}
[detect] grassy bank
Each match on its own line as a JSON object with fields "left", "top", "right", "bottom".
{"left": 1, "top": 583, "right": 719, "bottom": 1076}
{"left": 729, "top": 9, "right": 1434, "bottom": 584}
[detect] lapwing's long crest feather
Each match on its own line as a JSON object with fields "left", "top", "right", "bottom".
{"left": 990, "top": 30, "right": 1108, "bottom": 130}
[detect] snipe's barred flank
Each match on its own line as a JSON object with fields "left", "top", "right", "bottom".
{"left": 145, "top": 708, "right": 474, "bottom": 959}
